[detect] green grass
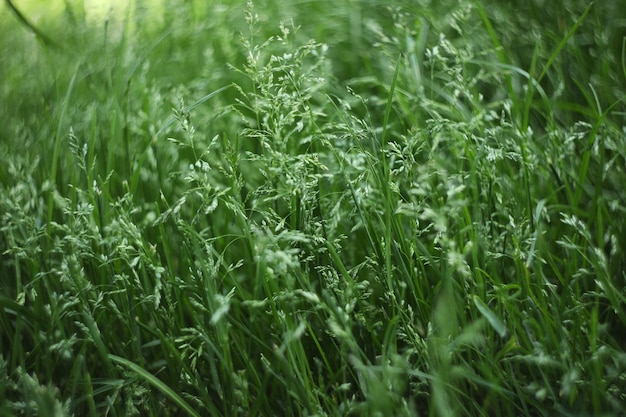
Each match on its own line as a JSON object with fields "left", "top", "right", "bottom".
{"left": 1, "top": 0, "right": 625, "bottom": 416}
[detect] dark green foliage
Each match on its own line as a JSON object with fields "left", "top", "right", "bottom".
{"left": 1, "top": 1, "right": 624, "bottom": 416}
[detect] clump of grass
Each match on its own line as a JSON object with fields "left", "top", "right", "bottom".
{"left": 1, "top": 0, "right": 625, "bottom": 416}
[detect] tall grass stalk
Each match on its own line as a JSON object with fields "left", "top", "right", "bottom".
{"left": 1, "top": 0, "right": 625, "bottom": 416}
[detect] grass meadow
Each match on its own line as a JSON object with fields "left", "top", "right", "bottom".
{"left": 1, "top": 0, "right": 625, "bottom": 415}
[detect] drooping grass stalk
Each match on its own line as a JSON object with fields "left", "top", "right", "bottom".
{"left": 109, "top": 355, "right": 204, "bottom": 417}
{"left": 4, "top": 0, "right": 60, "bottom": 48}
{"left": 1, "top": 0, "right": 625, "bottom": 416}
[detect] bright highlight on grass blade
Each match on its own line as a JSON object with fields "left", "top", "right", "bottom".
{"left": 473, "top": 296, "right": 509, "bottom": 338}
{"left": 109, "top": 355, "right": 201, "bottom": 417}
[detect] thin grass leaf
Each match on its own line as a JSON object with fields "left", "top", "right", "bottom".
{"left": 536, "top": 3, "right": 593, "bottom": 83}
{"left": 473, "top": 0, "right": 515, "bottom": 99}
{"left": 156, "top": 85, "right": 232, "bottom": 136}
{"left": 47, "top": 69, "right": 78, "bottom": 243}
{"left": 381, "top": 54, "right": 401, "bottom": 149}
{"left": 109, "top": 355, "right": 204, "bottom": 417}
{"left": 473, "top": 296, "right": 508, "bottom": 338}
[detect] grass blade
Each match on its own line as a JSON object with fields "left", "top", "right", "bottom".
{"left": 109, "top": 354, "right": 203, "bottom": 417}
{"left": 156, "top": 84, "right": 232, "bottom": 136}
{"left": 536, "top": 3, "right": 593, "bottom": 83}
{"left": 473, "top": 296, "right": 508, "bottom": 338}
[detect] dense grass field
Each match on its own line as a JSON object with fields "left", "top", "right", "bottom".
{"left": 1, "top": 0, "right": 625, "bottom": 415}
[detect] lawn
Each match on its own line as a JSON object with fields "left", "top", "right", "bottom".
{"left": 1, "top": 0, "right": 625, "bottom": 416}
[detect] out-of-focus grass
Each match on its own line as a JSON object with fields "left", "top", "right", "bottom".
{"left": 1, "top": 0, "right": 625, "bottom": 416}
